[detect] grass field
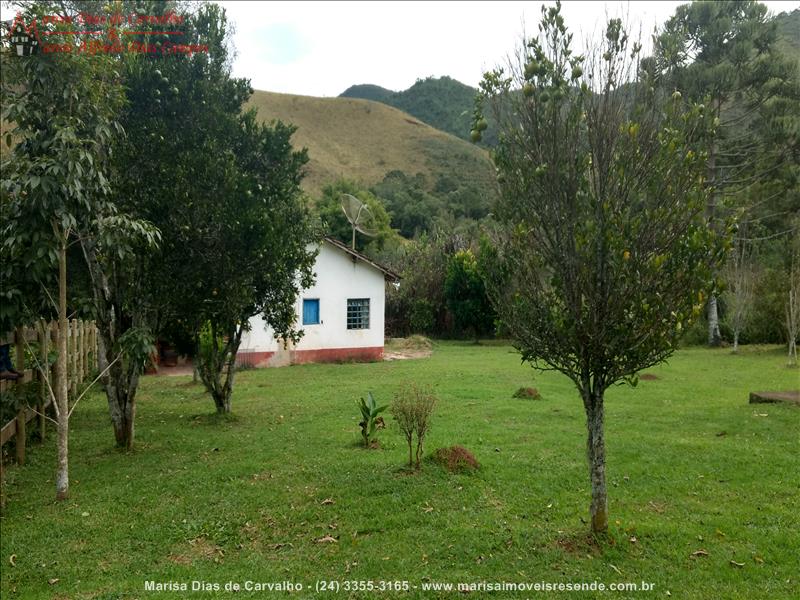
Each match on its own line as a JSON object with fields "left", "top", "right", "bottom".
{"left": 1, "top": 343, "right": 798, "bottom": 599}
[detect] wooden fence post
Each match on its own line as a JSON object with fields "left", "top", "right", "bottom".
{"left": 92, "top": 321, "right": 98, "bottom": 370}
{"left": 38, "top": 320, "right": 48, "bottom": 442}
{"left": 69, "top": 319, "right": 77, "bottom": 398}
{"left": 82, "top": 321, "right": 89, "bottom": 379}
{"left": 14, "top": 327, "right": 26, "bottom": 466}
{"left": 79, "top": 321, "right": 85, "bottom": 383}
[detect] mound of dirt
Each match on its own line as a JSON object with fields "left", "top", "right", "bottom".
{"left": 433, "top": 445, "right": 480, "bottom": 473}
{"left": 512, "top": 387, "right": 541, "bottom": 399}
{"left": 384, "top": 336, "right": 433, "bottom": 361}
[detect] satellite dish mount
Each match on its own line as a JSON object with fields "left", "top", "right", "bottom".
{"left": 340, "top": 193, "right": 378, "bottom": 249}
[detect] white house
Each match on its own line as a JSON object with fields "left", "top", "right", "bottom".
{"left": 238, "top": 237, "right": 400, "bottom": 367}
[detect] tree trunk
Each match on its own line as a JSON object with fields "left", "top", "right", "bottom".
{"left": 707, "top": 295, "right": 722, "bottom": 347}
{"left": 732, "top": 329, "right": 739, "bottom": 353}
{"left": 706, "top": 104, "right": 722, "bottom": 349}
{"left": 106, "top": 366, "right": 138, "bottom": 450}
{"left": 55, "top": 239, "right": 69, "bottom": 501}
{"left": 584, "top": 389, "right": 608, "bottom": 533}
{"left": 81, "top": 240, "right": 140, "bottom": 450}
{"left": 200, "top": 323, "right": 243, "bottom": 415}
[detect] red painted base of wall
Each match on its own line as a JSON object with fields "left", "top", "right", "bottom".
{"left": 237, "top": 346, "right": 383, "bottom": 367}
{"left": 236, "top": 351, "right": 275, "bottom": 368}
{"left": 291, "top": 346, "right": 383, "bottom": 365}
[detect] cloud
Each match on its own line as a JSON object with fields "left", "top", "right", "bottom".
{"left": 254, "top": 23, "right": 308, "bottom": 65}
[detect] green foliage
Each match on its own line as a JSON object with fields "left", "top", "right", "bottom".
{"left": 357, "top": 391, "right": 388, "bottom": 448}
{"left": 478, "top": 5, "right": 730, "bottom": 392}
{"left": 444, "top": 249, "right": 495, "bottom": 340}
{"left": 652, "top": 0, "right": 800, "bottom": 346}
{"left": 1, "top": 3, "right": 126, "bottom": 332}
{"left": 116, "top": 328, "right": 156, "bottom": 374}
{"left": 100, "top": 3, "right": 317, "bottom": 413}
{"left": 384, "top": 233, "right": 453, "bottom": 337}
{"left": 339, "top": 83, "right": 394, "bottom": 103}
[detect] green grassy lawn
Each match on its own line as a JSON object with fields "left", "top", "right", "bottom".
{"left": 1, "top": 343, "right": 798, "bottom": 599}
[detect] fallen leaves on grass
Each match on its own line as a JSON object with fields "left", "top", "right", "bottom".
{"left": 270, "top": 542, "right": 293, "bottom": 550}
{"left": 691, "top": 549, "right": 709, "bottom": 558}
{"left": 321, "top": 498, "right": 335, "bottom": 505}
{"left": 9, "top": 555, "right": 16, "bottom": 567}
{"left": 730, "top": 560, "right": 745, "bottom": 568}
{"left": 315, "top": 535, "right": 338, "bottom": 544}
{"left": 48, "top": 578, "right": 59, "bottom": 585}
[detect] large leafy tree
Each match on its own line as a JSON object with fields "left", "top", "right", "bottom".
{"left": 173, "top": 110, "right": 318, "bottom": 414}
{"left": 1, "top": 3, "right": 129, "bottom": 498}
{"left": 476, "top": 3, "right": 729, "bottom": 533}
{"left": 444, "top": 249, "right": 495, "bottom": 340}
{"left": 107, "top": 3, "right": 318, "bottom": 414}
{"left": 653, "top": 0, "right": 800, "bottom": 346}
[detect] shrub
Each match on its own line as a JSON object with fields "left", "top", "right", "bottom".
{"left": 512, "top": 387, "right": 541, "bottom": 399}
{"left": 391, "top": 384, "right": 437, "bottom": 469}
{"left": 433, "top": 445, "right": 480, "bottom": 473}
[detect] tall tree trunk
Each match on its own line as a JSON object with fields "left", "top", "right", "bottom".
{"left": 584, "top": 388, "right": 608, "bottom": 533}
{"left": 55, "top": 238, "right": 69, "bottom": 501}
{"left": 81, "top": 240, "right": 140, "bottom": 450}
{"left": 732, "top": 329, "right": 739, "bottom": 353}
{"left": 707, "top": 295, "right": 722, "bottom": 347}
{"left": 706, "top": 105, "right": 722, "bottom": 348}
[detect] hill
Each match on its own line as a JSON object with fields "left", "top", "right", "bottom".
{"left": 247, "top": 89, "right": 497, "bottom": 200}
{"left": 339, "top": 83, "right": 394, "bottom": 103}
{"left": 340, "top": 76, "right": 481, "bottom": 143}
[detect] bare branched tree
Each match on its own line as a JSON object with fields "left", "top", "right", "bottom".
{"left": 723, "top": 237, "right": 759, "bottom": 352}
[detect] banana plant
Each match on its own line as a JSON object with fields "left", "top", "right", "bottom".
{"left": 357, "top": 392, "right": 388, "bottom": 448}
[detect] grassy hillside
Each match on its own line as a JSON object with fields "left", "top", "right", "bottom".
{"left": 247, "top": 89, "right": 496, "bottom": 199}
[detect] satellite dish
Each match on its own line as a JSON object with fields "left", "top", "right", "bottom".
{"left": 341, "top": 193, "right": 378, "bottom": 249}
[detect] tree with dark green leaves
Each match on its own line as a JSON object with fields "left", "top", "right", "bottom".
{"left": 177, "top": 110, "right": 318, "bottom": 414}
{"left": 95, "top": 2, "right": 317, "bottom": 415}
{"left": 476, "top": 3, "right": 729, "bottom": 533}
{"left": 1, "top": 4, "right": 136, "bottom": 498}
{"left": 652, "top": 0, "right": 800, "bottom": 346}
{"left": 444, "top": 249, "right": 495, "bottom": 341}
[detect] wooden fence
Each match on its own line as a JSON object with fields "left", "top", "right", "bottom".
{"left": 0, "top": 320, "right": 98, "bottom": 478}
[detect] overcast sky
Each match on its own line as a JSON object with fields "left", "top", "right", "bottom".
{"left": 220, "top": 0, "right": 800, "bottom": 97}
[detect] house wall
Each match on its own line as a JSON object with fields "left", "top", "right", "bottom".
{"left": 239, "top": 241, "right": 386, "bottom": 366}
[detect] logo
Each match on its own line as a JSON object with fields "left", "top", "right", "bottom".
{"left": 7, "top": 13, "right": 41, "bottom": 56}
{"left": 4, "top": 10, "right": 208, "bottom": 57}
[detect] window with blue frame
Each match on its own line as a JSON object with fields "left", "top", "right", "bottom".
{"left": 302, "top": 299, "right": 320, "bottom": 325}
